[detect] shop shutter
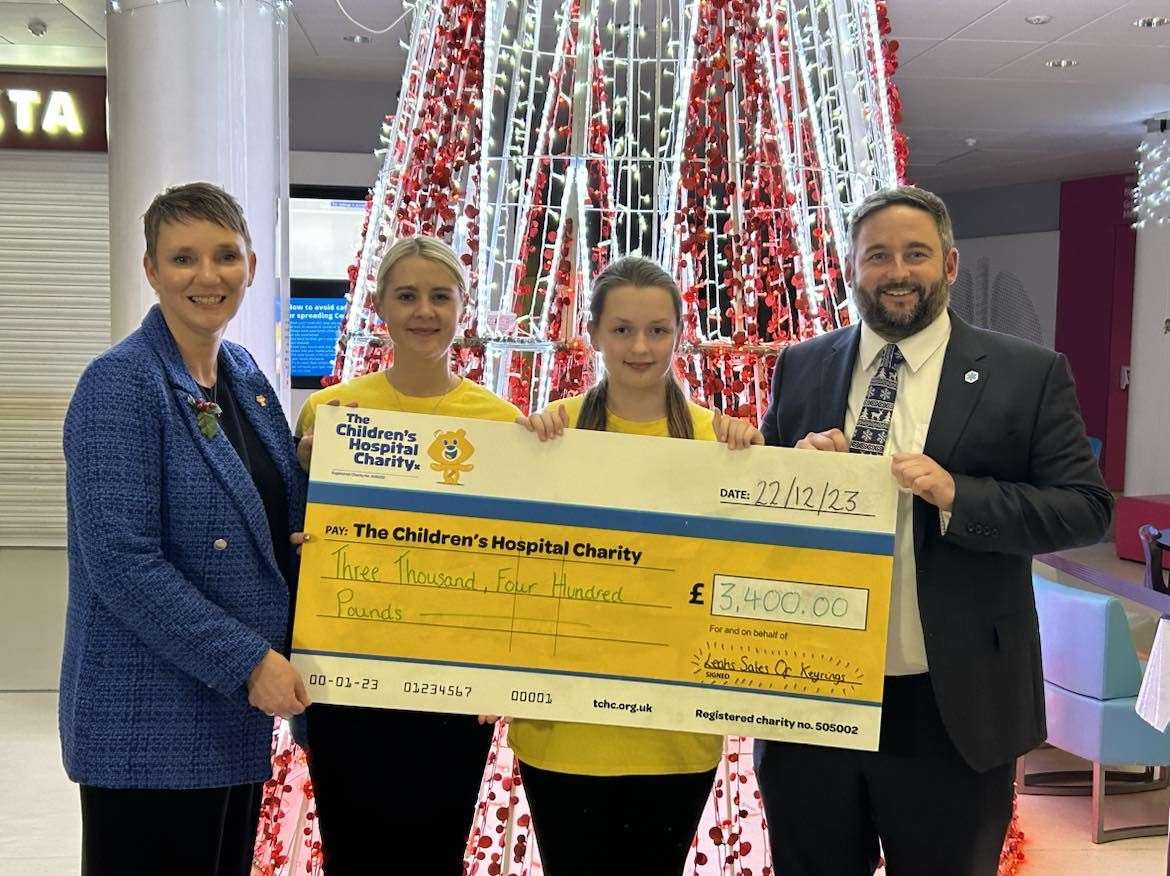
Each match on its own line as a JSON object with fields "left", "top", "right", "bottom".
{"left": 0, "top": 150, "right": 109, "bottom": 547}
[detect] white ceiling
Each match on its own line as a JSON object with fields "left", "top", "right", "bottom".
{"left": 1, "top": 0, "right": 1168, "bottom": 193}
{"left": 890, "top": 0, "right": 1170, "bottom": 192}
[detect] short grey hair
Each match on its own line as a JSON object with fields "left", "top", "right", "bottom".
{"left": 848, "top": 185, "right": 955, "bottom": 258}
{"left": 144, "top": 182, "right": 251, "bottom": 262}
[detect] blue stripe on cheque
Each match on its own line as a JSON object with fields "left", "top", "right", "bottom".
{"left": 309, "top": 481, "right": 894, "bottom": 556}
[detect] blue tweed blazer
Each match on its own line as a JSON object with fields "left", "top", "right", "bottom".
{"left": 60, "top": 305, "right": 307, "bottom": 789}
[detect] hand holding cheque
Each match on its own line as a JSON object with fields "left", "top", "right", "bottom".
{"left": 291, "top": 405, "right": 898, "bottom": 750}
{"left": 800, "top": 427, "right": 955, "bottom": 512}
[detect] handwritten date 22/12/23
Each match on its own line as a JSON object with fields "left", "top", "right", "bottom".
{"left": 720, "top": 476, "right": 864, "bottom": 517}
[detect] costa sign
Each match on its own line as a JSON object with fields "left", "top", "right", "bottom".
{"left": 0, "top": 73, "right": 106, "bottom": 151}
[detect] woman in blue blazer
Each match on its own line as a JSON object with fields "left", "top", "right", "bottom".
{"left": 61, "top": 182, "right": 308, "bottom": 876}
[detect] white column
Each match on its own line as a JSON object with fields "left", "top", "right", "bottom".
{"left": 1127, "top": 218, "right": 1170, "bottom": 495}
{"left": 106, "top": 0, "right": 291, "bottom": 405}
{"left": 1126, "top": 125, "right": 1170, "bottom": 495}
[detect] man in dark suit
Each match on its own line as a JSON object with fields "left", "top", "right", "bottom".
{"left": 754, "top": 186, "right": 1112, "bottom": 875}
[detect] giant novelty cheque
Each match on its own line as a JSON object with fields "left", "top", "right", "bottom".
{"left": 291, "top": 404, "right": 898, "bottom": 750}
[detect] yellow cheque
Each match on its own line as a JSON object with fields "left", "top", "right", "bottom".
{"left": 291, "top": 404, "right": 897, "bottom": 750}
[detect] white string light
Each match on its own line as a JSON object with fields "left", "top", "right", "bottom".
{"left": 1135, "top": 127, "right": 1170, "bottom": 228}
{"left": 334, "top": 0, "right": 413, "bottom": 35}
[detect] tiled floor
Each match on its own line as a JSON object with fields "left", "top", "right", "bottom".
{"left": 2, "top": 691, "right": 1166, "bottom": 875}
{"left": 1015, "top": 745, "right": 1169, "bottom": 875}
{"left": 0, "top": 694, "right": 80, "bottom": 874}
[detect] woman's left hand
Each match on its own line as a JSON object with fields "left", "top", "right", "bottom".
{"left": 713, "top": 410, "right": 765, "bottom": 450}
{"left": 298, "top": 400, "right": 360, "bottom": 472}
{"left": 477, "top": 715, "right": 512, "bottom": 725}
{"left": 290, "top": 532, "right": 310, "bottom": 555}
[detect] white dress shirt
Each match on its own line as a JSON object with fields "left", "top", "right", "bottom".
{"left": 845, "top": 309, "right": 951, "bottom": 676}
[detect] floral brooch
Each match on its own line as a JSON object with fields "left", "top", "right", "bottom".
{"left": 188, "top": 396, "right": 223, "bottom": 439}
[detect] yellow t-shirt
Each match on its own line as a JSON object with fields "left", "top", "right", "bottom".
{"left": 295, "top": 371, "right": 521, "bottom": 436}
{"left": 507, "top": 392, "right": 724, "bottom": 777}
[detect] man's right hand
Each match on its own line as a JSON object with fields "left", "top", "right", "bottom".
{"left": 247, "top": 649, "right": 311, "bottom": 719}
{"left": 795, "top": 429, "right": 848, "bottom": 452}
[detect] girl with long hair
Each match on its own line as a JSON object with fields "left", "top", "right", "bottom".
{"left": 510, "top": 254, "right": 761, "bottom": 875}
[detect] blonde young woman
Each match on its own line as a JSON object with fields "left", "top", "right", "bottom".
{"left": 511, "top": 255, "right": 762, "bottom": 876}
{"left": 293, "top": 237, "right": 522, "bottom": 875}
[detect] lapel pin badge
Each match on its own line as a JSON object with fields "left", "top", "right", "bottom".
{"left": 964, "top": 370, "right": 979, "bottom": 384}
{"left": 256, "top": 394, "right": 268, "bottom": 407}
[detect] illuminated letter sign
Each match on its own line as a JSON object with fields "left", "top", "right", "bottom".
{"left": 41, "top": 91, "right": 84, "bottom": 136}
{"left": 5, "top": 89, "right": 42, "bottom": 134}
{"left": 0, "top": 74, "right": 106, "bottom": 152}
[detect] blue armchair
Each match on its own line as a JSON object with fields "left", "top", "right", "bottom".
{"left": 1017, "top": 574, "right": 1170, "bottom": 843}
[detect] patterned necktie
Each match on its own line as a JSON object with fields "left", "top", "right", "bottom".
{"left": 849, "top": 343, "right": 905, "bottom": 455}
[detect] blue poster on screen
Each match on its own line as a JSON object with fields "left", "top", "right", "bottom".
{"left": 290, "top": 298, "right": 348, "bottom": 379}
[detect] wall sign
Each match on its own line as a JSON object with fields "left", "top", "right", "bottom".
{"left": 0, "top": 73, "right": 106, "bottom": 151}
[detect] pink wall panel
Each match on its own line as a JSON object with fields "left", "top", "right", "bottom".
{"left": 1055, "top": 175, "right": 1135, "bottom": 491}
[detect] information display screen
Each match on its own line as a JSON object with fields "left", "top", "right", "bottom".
{"left": 289, "top": 187, "right": 367, "bottom": 390}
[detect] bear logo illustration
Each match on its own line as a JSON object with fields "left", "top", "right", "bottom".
{"left": 427, "top": 429, "right": 475, "bottom": 485}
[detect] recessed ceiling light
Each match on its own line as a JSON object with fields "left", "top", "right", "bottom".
{"left": 343, "top": 34, "right": 373, "bottom": 44}
{"left": 1134, "top": 16, "right": 1170, "bottom": 28}
{"left": 1045, "top": 58, "right": 1078, "bottom": 68}
{"left": 1025, "top": 14, "right": 1052, "bottom": 25}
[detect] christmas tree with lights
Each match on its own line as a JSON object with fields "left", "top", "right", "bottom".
{"left": 256, "top": 0, "right": 1024, "bottom": 873}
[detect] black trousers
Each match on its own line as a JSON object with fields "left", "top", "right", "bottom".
{"left": 517, "top": 761, "right": 717, "bottom": 876}
{"left": 755, "top": 674, "right": 1014, "bottom": 876}
{"left": 79, "top": 782, "right": 262, "bottom": 876}
{"left": 304, "top": 703, "right": 496, "bottom": 875}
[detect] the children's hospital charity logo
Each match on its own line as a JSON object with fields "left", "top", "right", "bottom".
{"left": 427, "top": 428, "right": 475, "bottom": 485}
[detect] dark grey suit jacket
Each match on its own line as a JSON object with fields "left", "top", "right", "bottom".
{"left": 760, "top": 311, "right": 1112, "bottom": 771}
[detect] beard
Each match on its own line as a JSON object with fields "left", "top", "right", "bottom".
{"left": 853, "top": 276, "right": 949, "bottom": 341}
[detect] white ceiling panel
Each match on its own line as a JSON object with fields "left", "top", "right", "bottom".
{"left": 291, "top": 56, "right": 407, "bottom": 81}
{"left": 0, "top": 2, "right": 101, "bottom": 45}
{"left": 897, "top": 38, "right": 1044, "bottom": 77}
{"left": 905, "top": 151, "right": 961, "bottom": 167}
{"left": 296, "top": 0, "right": 408, "bottom": 25}
{"left": 897, "top": 75, "right": 1170, "bottom": 129}
{"left": 992, "top": 125, "right": 1145, "bottom": 151}
{"left": 910, "top": 146, "right": 1139, "bottom": 192}
{"left": 990, "top": 40, "right": 1170, "bottom": 81}
{"left": 886, "top": 0, "right": 1007, "bottom": 40}
{"left": 60, "top": 0, "right": 103, "bottom": 38}
{"left": 921, "top": 147, "right": 1088, "bottom": 173}
{"left": 888, "top": 36, "right": 940, "bottom": 64}
{"left": 953, "top": 0, "right": 1128, "bottom": 41}
{"left": 1060, "top": 0, "right": 1170, "bottom": 47}
{"left": 288, "top": 11, "right": 318, "bottom": 62}
{"left": 0, "top": 43, "right": 101, "bottom": 66}
{"left": 901, "top": 126, "right": 1031, "bottom": 150}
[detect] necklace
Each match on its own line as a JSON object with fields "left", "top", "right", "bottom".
{"left": 384, "top": 371, "right": 461, "bottom": 415}
{"left": 199, "top": 380, "right": 219, "bottom": 407}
